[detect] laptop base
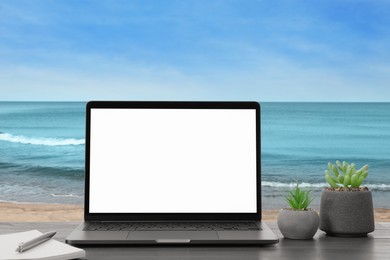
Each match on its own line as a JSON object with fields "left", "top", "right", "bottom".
{"left": 66, "top": 221, "right": 279, "bottom": 245}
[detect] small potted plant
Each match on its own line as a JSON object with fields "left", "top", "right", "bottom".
{"left": 320, "top": 161, "right": 375, "bottom": 237}
{"left": 277, "top": 181, "right": 319, "bottom": 239}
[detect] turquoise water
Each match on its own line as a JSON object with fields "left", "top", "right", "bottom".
{"left": 0, "top": 102, "right": 389, "bottom": 209}
{"left": 0, "top": 102, "right": 85, "bottom": 204}
{"left": 261, "top": 102, "right": 390, "bottom": 208}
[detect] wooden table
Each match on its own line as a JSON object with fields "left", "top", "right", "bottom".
{"left": 1, "top": 222, "right": 389, "bottom": 259}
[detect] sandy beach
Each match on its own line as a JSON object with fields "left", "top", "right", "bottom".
{"left": 0, "top": 202, "right": 83, "bottom": 222}
{"left": 0, "top": 202, "right": 390, "bottom": 222}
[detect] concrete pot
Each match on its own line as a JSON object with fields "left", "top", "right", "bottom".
{"left": 277, "top": 209, "right": 320, "bottom": 239}
{"left": 320, "top": 189, "right": 375, "bottom": 237}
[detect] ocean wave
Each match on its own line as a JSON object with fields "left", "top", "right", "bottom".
{"left": 0, "top": 132, "right": 84, "bottom": 146}
{"left": 51, "top": 193, "right": 83, "bottom": 198}
{"left": 0, "top": 199, "right": 54, "bottom": 204}
{"left": 0, "top": 199, "right": 80, "bottom": 205}
{"left": 262, "top": 181, "right": 390, "bottom": 189}
{"left": 262, "top": 181, "right": 327, "bottom": 188}
{"left": 0, "top": 161, "right": 84, "bottom": 179}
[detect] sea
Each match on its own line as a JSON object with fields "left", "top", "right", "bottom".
{"left": 1, "top": 102, "right": 390, "bottom": 209}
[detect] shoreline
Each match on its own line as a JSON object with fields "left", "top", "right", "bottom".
{"left": 1, "top": 202, "right": 390, "bottom": 222}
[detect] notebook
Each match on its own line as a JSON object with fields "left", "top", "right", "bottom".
{"left": 0, "top": 230, "right": 85, "bottom": 260}
{"left": 66, "top": 101, "right": 279, "bottom": 245}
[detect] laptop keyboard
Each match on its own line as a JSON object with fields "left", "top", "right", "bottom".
{"left": 84, "top": 222, "right": 261, "bottom": 231}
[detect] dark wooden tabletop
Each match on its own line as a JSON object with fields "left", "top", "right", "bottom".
{"left": 1, "top": 222, "right": 389, "bottom": 260}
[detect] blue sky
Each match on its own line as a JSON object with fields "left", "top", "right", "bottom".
{"left": 0, "top": 0, "right": 390, "bottom": 101}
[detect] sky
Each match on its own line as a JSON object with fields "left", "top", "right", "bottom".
{"left": 0, "top": 0, "right": 390, "bottom": 101}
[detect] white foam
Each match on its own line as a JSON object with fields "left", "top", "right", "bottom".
{"left": 51, "top": 193, "right": 83, "bottom": 197}
{"left": 0, "top": 199, "right": 61, "bottom": 205}
{"left": 262, "top": 181, "right": 390, "bottom": 189}
{"left": 0, "top": 132, "right": 84, "bottom": 146}
{"left": 262, "top": 181, "right": 327, "bottom": 188}
{"left": 367, "top": 183, "right": 390, "bottom": 189}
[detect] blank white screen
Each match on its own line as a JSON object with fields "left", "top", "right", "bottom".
{"left": 89, "top": 109, "right": 257, "bottom": 213}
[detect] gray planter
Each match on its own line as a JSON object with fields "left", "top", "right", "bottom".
{"left": 320, "top": 189, "right": 375, "bottom": 237}
{"left": 277, "top": 209, "right": 320, "bottom": 239}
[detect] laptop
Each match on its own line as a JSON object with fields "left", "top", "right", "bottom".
{"left": 66, "top": 101, "right": 279, "bottom": 245}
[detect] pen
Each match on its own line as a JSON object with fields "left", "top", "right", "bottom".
{"left": 16, "top": 231, "right": 57, "bottom": 253}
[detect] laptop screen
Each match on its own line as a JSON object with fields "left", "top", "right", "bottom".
{"left": 88, "top": 106, "right": 257, "bottom": 214}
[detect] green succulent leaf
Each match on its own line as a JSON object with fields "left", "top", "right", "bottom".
{"left": 336, "top": 160, "right": 343, "bottom": 172}
{"left": 357, "top": 176, "right": 364, "bottom": 187}
{"left": 342, "top": 161, "right": 347, "bottom": 172}
{"left": 343, "top": 175, "right": 350, "bottom": 187}
{"left": 325, "top": 173, "right": 338, "bottom": 188}
{"left": 283, "top": 181, "right": 314, "bottom": 210}
{"left": 332, "top": 165, "right": 340, "bottom": 177}
{"left": 324, "top": 161, "right": 369, "bottom": 188}
{"left": 346, "top": 166, "right": 352, "bottom": 176}
{"left": 337, "top": 175, "right": 344, "bottom": 184}
{"left": 351, "top": 174, "right": 359, "bottom": 188}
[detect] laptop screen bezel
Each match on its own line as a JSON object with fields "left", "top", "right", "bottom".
{"left": 84, "top": 101, "right": 261, "bottom": 221}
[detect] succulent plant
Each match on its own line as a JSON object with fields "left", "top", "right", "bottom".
{"left": 284, "top": 181, "right": 314, "bottom": 210}
{"left": 325, "top": 161, "right": 368, "bottom": 188}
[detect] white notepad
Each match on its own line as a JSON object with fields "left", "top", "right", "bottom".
{"left": 0, "top": 230, "right": 85, "bottom": 260}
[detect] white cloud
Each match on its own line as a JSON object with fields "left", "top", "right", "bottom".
{"left": 2, "top": 47, "right": 389, "bottom": 102}
{"left": 1, "top": 0, "right": 390, "bottom": 101}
